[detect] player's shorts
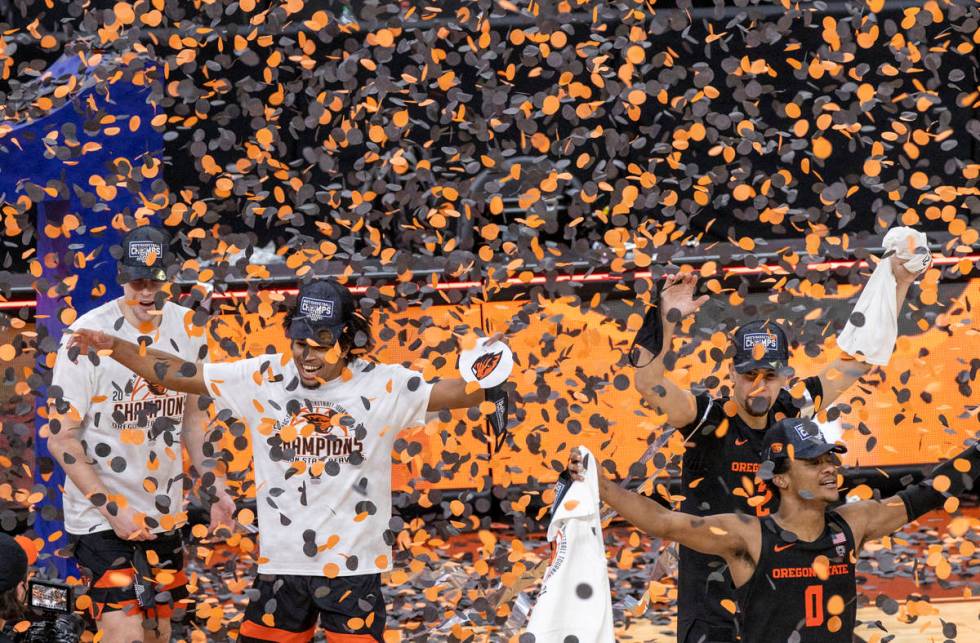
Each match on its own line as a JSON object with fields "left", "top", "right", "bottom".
{"left": 239, "top": 573, "right": 386, "bottom": 643}
{"left": 680, "top": 618, "right": 738, "bottom": 643}
{"left": 69, "top": 529, "right": 188, "bottom": 620}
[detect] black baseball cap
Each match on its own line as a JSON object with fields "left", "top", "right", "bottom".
{"left": 0, "top": 533, "right": 28, "bottom": 593}
{"left": 117, "top": 227, "right": 174, "bottom": 283}
{"left": 732, "top": 320, "right": 790, "bottom": 373}
{"left": 287, "top": 279, "right": 356, "bottom": 345}
{"left": 763, "top": 418, "right": 847, "bottom": 463}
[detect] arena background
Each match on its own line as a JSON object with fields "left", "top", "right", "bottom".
{"left": 1, "top": 0, "right": 978, "bottom": 641}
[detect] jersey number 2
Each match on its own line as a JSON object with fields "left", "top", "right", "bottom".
{"left": 754, "top": 482, "right": 773, "bottom": 517}
{"left": 804, "top": 584, "right": 824, "bottom": 627}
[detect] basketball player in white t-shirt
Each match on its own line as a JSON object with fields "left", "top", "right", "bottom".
{"left": 47, "top": 227, "right": 235, "bottom": 643}
{"left": 67, "top": 278, "right": 506, "bottom": 642}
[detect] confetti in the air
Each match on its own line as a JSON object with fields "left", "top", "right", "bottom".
{"left": 0, "top": 0, "right": 978, "bottom": 641}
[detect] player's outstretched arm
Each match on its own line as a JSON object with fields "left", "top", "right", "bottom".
{"left": 427, "top": 332, "right": 508, "bottom": 411}
{"left": 633, "top": 273, "right": 705, "bottom": 428}
{"left": 67, "top": 329, "right": 207, "bottom": 396}
{"left": 815, "top": 356, "right": 873, "bottom": 409}
{"left": 568, "top": 449, "right": 757, "bottom": 564}
{"left": 816, "top": 254, "right": 931, "bottom": 405}
{"left": 837, "top": 439, "right": 980, "bottom": 545}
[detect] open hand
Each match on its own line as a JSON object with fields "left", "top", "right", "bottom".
{"left": 660, "top": 273, "right": 709, "bottom": 323}
{"left": 67, "top": 329, "right": 114, "bottom": 358}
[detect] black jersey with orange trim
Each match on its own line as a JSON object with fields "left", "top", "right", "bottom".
{"left": 736, "top": 512, "right": 857, "bottom": 643}
{"left": 675, "top": 376, "right": 823, "bottom": 642}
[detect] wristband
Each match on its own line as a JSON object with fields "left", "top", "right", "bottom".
{"left": 629, "top": 279, "right": 666, "bottom": 367}
{"left": 898, "top": 442, "right": 980, "bottom": 521}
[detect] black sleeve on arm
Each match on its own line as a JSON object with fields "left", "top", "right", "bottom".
{"left": 803, "top": 375, "right": 823, "bottom": 410}
{"left": 677, "top": 393, "right": 714, "bottom": 445}
{"left": 898, "top": 442, "right": 980, "bottom": 521}
{"left": 774, "top": 376, "right": 823, "bottom": 419}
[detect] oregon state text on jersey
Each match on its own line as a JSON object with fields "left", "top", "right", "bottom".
{"left": 736, "top": 513, "right": 857, "bottom": 643}
{"left": 676, "top": 376, "right": 824, "bottom": 642}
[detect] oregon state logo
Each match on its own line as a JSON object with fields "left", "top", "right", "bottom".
{"left": 279, "top": 404, "right": 363, "bottom": 462}
{"left": 471, "top": 351, "right": 503, "bottom": 380}
{"left": 300, "top": 410, "right": 348, "bottom": 437}
{"left": 147, "top": 381, "right": 168, "bottom": 396}
{"left": 130, "top": 377, "right": 169, "bottom": 400}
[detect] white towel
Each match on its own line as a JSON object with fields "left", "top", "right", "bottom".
{"left": 836, "top": 227, "right": 928, "bottom": 365}
{"left": 525, "top": 447, "right": 615, "bottom": 643}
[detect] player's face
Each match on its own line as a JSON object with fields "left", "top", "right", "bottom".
{"left": 731, "top": 367, "right": 786, "bottom": 417}
{"left": 122, "top": 279, "right": 167, "bottom": 322}
{"left": 786, "top": 453, "right": 842, "bottom": 503}
{"left": 290, "top": 334, "right": 345, "bottom": 389}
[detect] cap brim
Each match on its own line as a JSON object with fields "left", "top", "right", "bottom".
{"left": 795, "top": 442, "right": 848, "bottom": 460}
{"left": 118, "top": 265, "right": 167, "bottom": 283}
{"left": 734, "top": 358, "right": 790, "bottom": 374}
{"left": 287, "top": 318, "right": 344, "bottom": 345}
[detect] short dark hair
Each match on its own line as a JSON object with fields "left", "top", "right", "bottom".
{"left": 0, "top": 585, "right": 25, "bottom": 621}
{"left": 282, "top": 306, "right": 374, "bottom": 360}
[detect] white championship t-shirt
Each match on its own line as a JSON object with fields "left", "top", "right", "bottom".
{"left": 52, "top": 299, "right": 207, "bottom": 535}
{"left": 202, "top": 356, "right": 432, "bottom": 576}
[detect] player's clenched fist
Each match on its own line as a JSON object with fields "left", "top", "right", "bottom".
{"left": 568, "top": 448, "right": 586, "bottom": 482}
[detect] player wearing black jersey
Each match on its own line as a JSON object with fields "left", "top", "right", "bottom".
{"left": 631, "top": 259, "right": 926, "bottom": 643}
{"left": 568, "top": 418, "right": 980, "bottom": 643}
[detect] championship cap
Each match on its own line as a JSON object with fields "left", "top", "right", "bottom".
{"left": 287, "top": 279, "right": 356, "bottom": 345}
{"left": 732, "top": 320, "right": 790, "bottom": 373}
{"left": 117, "top": 227, "right": 174, "bottom": 283}
{"left": 763, "top": 418, "right": 848, "bottom": 464}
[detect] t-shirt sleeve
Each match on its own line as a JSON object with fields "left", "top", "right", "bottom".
{"left": 202, "top": 357, "right": 264, "bottom": 419}
{"left": 189, "top": 328, "right": 208, "bottom": 364}
{"left": 171, "top": 304, "right": 209, "bottom": 364}
{"left": 375, "top": 364, "right": 433, "bottom": 430}
{"left": 50, "top": 334, "right": 95, "bottom": 418}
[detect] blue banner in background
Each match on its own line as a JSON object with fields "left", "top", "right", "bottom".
{"left": 0, "top": 53, "right": 163, "bottom": 579}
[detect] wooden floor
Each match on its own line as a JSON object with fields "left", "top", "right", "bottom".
{"left": 381, "top": 598, "right": 980, "bottom": 642}
{"left": 611, "top": 600, "right": 980, "bottom": 642}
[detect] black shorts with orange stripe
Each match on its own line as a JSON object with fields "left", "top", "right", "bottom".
{"left": 239, "top": 573, "right": 386, "bottom": 643}
{"left": 69, "top": 529, "right": 189, "bottom": 621}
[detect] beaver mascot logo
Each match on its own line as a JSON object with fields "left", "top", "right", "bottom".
{"left": 471, "top": 351, "right": 503, "bottom": 381}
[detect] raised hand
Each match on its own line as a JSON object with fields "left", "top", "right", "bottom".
{"left": 568, "top": 447, "right": 586, "bottom": 482}
{"left": 660, "top": 272, "right": 709, "bottom": 324}
{"left": 485, "top": 331, "right": 508, "bottom": 346}
{"left": 890, "top": 251, "right": 932, "bottom": 284}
